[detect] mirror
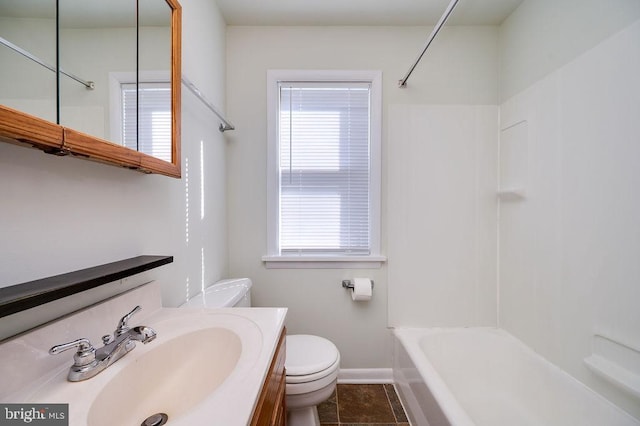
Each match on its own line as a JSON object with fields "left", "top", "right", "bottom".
{"left": 138, "top": 0, "right": 173, "bottom": 162}
{"left": 58, "top": 0, "right": 137, "bottom": 143}
{"left": 0, "top": 1, "right": 57, "bottom": 123}
{"left": 0, "top": 0, "right": 181, "bottom": 178}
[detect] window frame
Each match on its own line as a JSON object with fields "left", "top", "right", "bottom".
{"left": 263, "top": 70, "right": 385, "bottom": 269}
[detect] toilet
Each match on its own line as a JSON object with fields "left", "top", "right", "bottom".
{"left": 180, "top": 278, "right": 252, "bottom": 308}
{"left": 285, "top": 334, "right": 340, "bottom": 426}
{"left": 181, "top": 278, "right": 340, "bottom": 426}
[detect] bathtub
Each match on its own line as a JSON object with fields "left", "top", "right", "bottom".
{"left": 393, "top": 328, "right": 640, "bottom": 426}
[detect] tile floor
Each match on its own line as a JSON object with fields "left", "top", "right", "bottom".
{"left": 317, "top": 384, "right": 410, "bottom": 425}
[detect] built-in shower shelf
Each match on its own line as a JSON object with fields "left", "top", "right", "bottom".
{"left": 585, "top": 355, "right": 640, "bottom": 399}
{"left": 497, "top": 188, "right": 525, "bottom": 200}
{"left": 584, "top": 333, "right": 640, "bottom": 399}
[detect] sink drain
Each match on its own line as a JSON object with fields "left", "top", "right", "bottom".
{"left": 141, "top": 413, "right": 168, "bottom": 426}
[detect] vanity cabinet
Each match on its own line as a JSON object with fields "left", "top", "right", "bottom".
{"left": 251, "top": 327, "right": 286, "bottom": 426}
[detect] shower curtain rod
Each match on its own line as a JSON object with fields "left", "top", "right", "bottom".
{"left": 181, "top": 76, "right": 235, "bottom": 132}
{"left": 0, "top": 36, "right": 94, "bottom": 89}
{"left": 398, "top": 0, "right": 460, "bottom": 88}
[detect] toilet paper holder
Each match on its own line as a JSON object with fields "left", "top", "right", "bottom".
{"left": 342, "top": 279, "right": 374, "bottom": 289}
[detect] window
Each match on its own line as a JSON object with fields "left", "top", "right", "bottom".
{"left": 109, "top": 71, "right": 172, "bottom": 162}
{"left": 264, "top": 70, "right": 384, "bottom": 268}
{"left": 121, "top": 81, "right": 172, "bottom": 162}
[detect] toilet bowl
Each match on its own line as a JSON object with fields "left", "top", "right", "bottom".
{"left": 286, "top": 334, "right": 340, "bottom": 426}
{"left": 179, "top": 278, "right": 340, "bottom": 426}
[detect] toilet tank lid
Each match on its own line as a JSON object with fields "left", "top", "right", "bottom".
{"left": 181, "top": 278, "right": 252, "bottom": 308}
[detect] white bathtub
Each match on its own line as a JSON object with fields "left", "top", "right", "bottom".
{"left": 393, "top": 328, "right": 640, "bottom": 426}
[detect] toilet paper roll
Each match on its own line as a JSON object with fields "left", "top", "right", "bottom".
{"left": 351, "top": 277, "right": 372, "bottom": 302}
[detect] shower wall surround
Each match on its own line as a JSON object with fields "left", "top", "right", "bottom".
{"left": 498, "top": 2, "right": 640, "bottom": 418}
{"left": 387, "top": 104, "right": 498, "bottom": 328}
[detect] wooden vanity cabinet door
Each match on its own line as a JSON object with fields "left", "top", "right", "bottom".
{"left": 251, "top": 327, "right": 286, "bottom": 426}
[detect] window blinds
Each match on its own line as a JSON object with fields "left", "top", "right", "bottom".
{"left": 278, "top": 81, "right": 371, "bottom": 255}
{"left": 121, "top": 82, "right": 172, "bottom": 162}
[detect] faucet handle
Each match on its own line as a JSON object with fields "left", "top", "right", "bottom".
{"left": 49, "top": 338, "right": 97, "bottom": 368}
{"left": 115, "top": 305, "right": 142, "bottom": 336}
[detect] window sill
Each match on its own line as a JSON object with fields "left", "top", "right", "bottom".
{"left": 262, "top": 255, "right": 387, "bottom": 269}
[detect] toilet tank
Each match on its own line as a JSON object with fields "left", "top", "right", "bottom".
{"left": 180, "top": 278, "right": 252, "bottom": 308}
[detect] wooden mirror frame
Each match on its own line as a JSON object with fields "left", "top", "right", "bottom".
{"left": 0, "top": 0, "right": 182, "bottom": 178}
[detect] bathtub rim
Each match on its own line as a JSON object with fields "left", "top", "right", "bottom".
{"left": 393, "top": 327, "right": 478, "bottom": 426}
{"left": 393, "top": 326, "right": 640, "bottom": 426}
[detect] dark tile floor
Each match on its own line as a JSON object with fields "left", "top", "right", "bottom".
{"left": 317, "top": 384, "right": 410, "bottom": 425}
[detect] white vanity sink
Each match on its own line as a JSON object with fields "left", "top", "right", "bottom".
{"left": 2, "top": 303, "right": 286, "bottom": 426}
{"left": 88, "top": 326, "right": 242, "bottom": 426}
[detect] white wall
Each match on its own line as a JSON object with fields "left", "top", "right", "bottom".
{"left": 0, "top": 0, "right": 228, "bottom": 337}
{"left": 225, "top": 25, "right": 498, "bottom": 368}
{"left": 499, "top": 2, "right": 640, "bottom": 418}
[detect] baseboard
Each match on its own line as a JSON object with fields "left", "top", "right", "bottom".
{"left": 338, "top": 368, "right": 394, "bottom": 384}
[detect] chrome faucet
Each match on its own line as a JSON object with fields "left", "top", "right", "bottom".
{"left": 49, "top": 305, "right": 156, "bottom": 382}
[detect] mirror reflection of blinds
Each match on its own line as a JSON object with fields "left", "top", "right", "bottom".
{"left": 121, "top": 82, "right": 171, "bottom": 162}
{"left": 278, "top": 82, "right": 371, "bottom": 256}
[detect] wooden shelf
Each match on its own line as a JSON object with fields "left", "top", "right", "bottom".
{"left": 0, "top": 255, "right": 173, "bottom": 318}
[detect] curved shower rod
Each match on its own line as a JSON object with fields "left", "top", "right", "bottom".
{"left": 398, "top": 0, "right": 460, "bottom": 88}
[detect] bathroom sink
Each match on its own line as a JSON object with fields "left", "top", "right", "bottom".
{"left": 18, "top": 308, "right": 287, "bottom": 425}
{"left": 87, "top": 327, "right": 241, "bottom": 426}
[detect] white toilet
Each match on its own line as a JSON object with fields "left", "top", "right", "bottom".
{"left": 180, "top": 278, "right": 252, "bottom": 308}
{"left": 285, "top": 334, "right": 340, "bottom": 426}
{"left": 181, "top": 278, "right": 340, "bottom": 426}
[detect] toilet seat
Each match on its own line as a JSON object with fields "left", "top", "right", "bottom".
{"left": 285, "top": 335, "right": 340, "bottom": 394}
{"left": 286, "top": 355, "right": 340, "bottom": 384}
{"left": 286, "top": 335, "right": 339, "bottom": 376}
